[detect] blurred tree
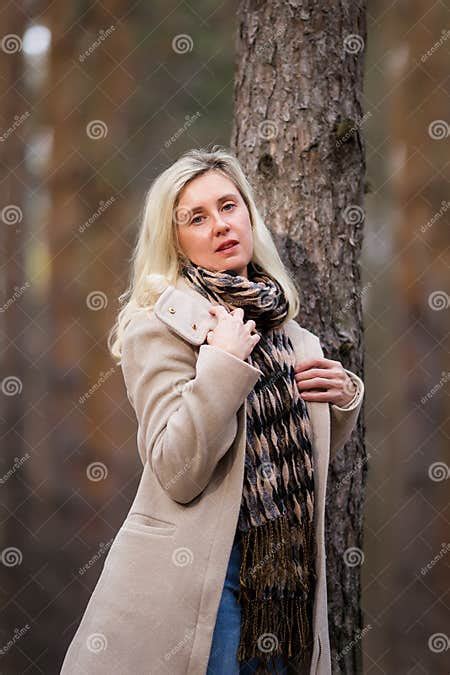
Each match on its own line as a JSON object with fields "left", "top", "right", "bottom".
{"left": 0, "top": 5, "right": 29, "bottom": 670}
{"left": 40, "top": 1, "right": 136, "bottom": 669}
{"left": 231, "top": 1, "right": 367, "bottom": 672}
{"left": 387, "top": 1, "right": 450, "bottom": 673}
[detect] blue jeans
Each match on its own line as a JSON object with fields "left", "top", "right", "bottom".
{"left": 206, "top": 531, "right": 288, "bottom": 674}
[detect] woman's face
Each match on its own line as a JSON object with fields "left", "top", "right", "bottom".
{"left": 175, "top": 170, "right": 253, "bottom": 278}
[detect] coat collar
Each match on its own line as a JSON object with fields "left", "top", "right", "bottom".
{"left": 152, "top": 275, "right": 313, "bottom": 358}
{"left": 153, "top": 276, "right": 218, "bottom": 346}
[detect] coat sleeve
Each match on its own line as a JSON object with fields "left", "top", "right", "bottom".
{"left": 120, "top": 310, "right": 263, "bottom": 504}
{"left": 329, "top": 367, "right": 364, "bottom": 458}
{"left": 312, "top": 334, "right": 364, "bottom": 457}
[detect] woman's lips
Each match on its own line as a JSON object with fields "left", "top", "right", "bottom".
{"left": 216, "top": 242, "right": 239, "bottom": 254}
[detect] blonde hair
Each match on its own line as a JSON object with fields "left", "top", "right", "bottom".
{"left": 107, "top": 144, "right": 300, "bottom": 362}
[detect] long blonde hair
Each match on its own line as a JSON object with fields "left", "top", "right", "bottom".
{"left": 107, "top": 145, "right": 300, "bottom": 362}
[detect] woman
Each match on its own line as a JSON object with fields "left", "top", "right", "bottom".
{"left": 60, "top": 146, "right": 364, "bottom": 675}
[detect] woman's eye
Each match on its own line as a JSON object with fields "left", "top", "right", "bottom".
{"left": 191, "top": 204, "right": 235, "bottom": 224}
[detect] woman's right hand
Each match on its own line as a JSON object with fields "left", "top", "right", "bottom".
{"left": 206, "top": 305, "right": 260, "bottom": 361}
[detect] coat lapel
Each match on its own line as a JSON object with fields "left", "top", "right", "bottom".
{"left": 153, "top": 276, "right": 217, "bottom": 346}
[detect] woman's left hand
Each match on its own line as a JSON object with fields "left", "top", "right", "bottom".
{"left": 294, "top": 357, "right": 358, "bottom": 407}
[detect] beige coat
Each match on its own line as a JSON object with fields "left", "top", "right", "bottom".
{"left": 60, "top": 275, "right": 364, "bottom": 675}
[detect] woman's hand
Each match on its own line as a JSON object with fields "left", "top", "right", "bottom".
{"left": 207, "top": 305, "right": 260, "bottom": 361}
{"left": 294, "top": 357, "right": 358, "bottom": 407}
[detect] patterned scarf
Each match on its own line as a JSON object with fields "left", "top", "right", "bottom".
{"left": 180, "top": 259, "right": 316, "bottom": 674}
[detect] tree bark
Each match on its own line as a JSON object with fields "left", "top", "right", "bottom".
{"left": 232, "top": 1, "right": 367, "bottom": 672}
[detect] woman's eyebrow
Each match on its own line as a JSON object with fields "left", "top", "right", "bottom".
{"left": 189, "top": 193, "right": 239, "bottom": 214}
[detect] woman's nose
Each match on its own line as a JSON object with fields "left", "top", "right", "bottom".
{"left": 213, "top": 214, "right": 230, "bottom": 231}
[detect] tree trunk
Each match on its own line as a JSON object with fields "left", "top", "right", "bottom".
{"left": 232, "top": 1, "right": 367, "bottom": 672}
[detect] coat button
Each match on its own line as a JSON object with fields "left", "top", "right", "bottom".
{"left": 168, "top": 306, "right": 176, "bottom": 314}
{"left": 192, "top": 323, "right": 197, "bottom": 330}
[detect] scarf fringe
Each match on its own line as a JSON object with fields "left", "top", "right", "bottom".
{"left": 237, "top": 513, "right": 316, "bottom": 672}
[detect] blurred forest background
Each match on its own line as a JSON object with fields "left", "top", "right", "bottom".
{"left": 0, "top": 0, "right": 448, "bottom": 673}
